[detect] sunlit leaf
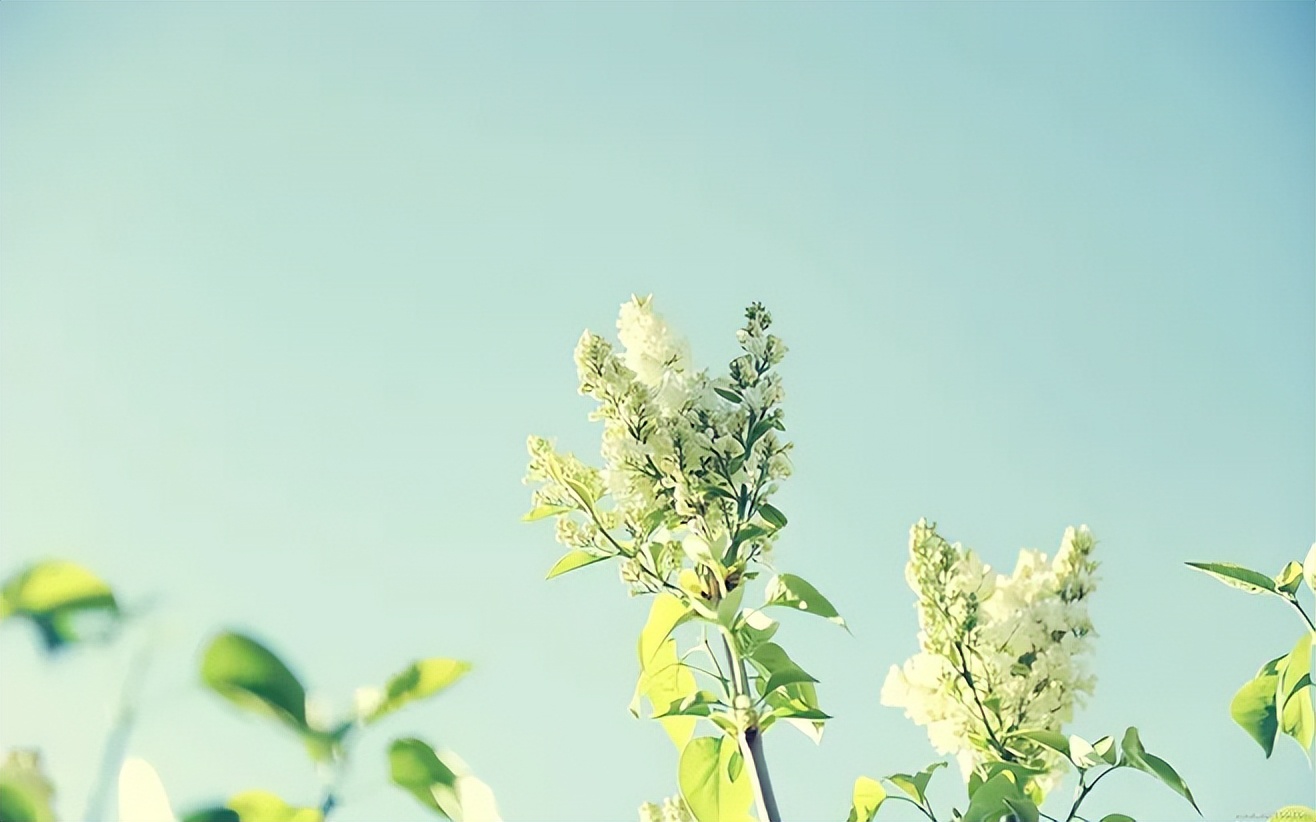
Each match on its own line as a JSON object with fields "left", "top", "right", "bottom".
{"left": 226, "top": 791, "right": 322, "bottom": 822}
{"left": 1276, "top": 561, "right": 1305, "bottom": 595}
{"left": 200, "top": 632, "right": 308, "bottom": 732}
{"left": 521, "top": 504, "right": 573, "bottom": 522}
{"left": 748, "top": 642, "right": 817, "bottom": 698}
{"left": 545, "top": 551, "right": 609, "bottom": 579}
{"left": 963, "top": 772, "right": 1036, "bottom": 822}
{"left": 757, "top": 504, "right": 787, "bottom": 530}
{"left": 678, "top": 736, "right": 752, "bottom": 822}
{"left": 367, "top": 659, "right": 471, "bottom": 724}
{"left": 0, "top": 560, "right": 120, "bottom": 651}
{"left": 763, "top": 574, "right": 846, "bottom": 629}
{"left": 0, "top": 751, "right": 55, "bottom": 822}
{"left": 847, "top": 776, "right": 886, "bottom": 822}
{"left": 1279, "top": 632, "right": 1315, "bottom": 756}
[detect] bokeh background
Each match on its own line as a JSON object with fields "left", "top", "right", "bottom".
{"left": 1, "top": 3, "right": 1312, "bottom": 820}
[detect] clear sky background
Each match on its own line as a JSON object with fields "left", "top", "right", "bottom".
{"left": 1, "top": 3, "right": 1312, "bottom": 821}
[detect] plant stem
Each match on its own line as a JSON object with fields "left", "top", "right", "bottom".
{"left": 1064, "top": 765, "right": 1116, "bottom": 822}
{"left": 720, "top": 631, "right": 780, "bottom": 822}
{"left": 1285, "top": 595, "right": 1316, "bottom": 634}
{"left": 84, "top": 642, "right": 153, "bottom": 822}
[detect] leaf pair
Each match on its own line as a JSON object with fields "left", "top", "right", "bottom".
{"left": 1231, "top": 632, "right": 1315, "bottom": 758}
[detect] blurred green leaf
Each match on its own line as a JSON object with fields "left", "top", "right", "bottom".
{"left": 0, "top": 560, "right": 120, "bottom": 651}
{"left": 763, "top": 574, "right": 846, "bottom": 629}
{"left": 847, "top": 776, "right": 886, "bottom": 822}
{"left": 1118, "top": 728, "right": 1199, "bottom": 813}
{"left": 226, "top": 791, "right": 322, "bottom": 822}
{"left": 1185, "top": 562, "right": 1278, "bottom": 596}
{"left": 1232, "top": 654, "right": 1285, "bottom": 757}
{"left": 367, "top": 659, "right": 471, "bottom": 724}
{"left": 200, "top": 632, "right": 308, "bottom": 732}
{"left": 389, "top": 738, "right": 461, "bottom": 820}
{"left": 182, "top": 808, "right": 242, "bottom": 822}
{"left": 0, "top": 751, "right": 55, "bottom": 822}
{"left": 545, "top": 550, "right": 609, "bottom": 579}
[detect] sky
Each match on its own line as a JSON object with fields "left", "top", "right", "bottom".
{"left": 0, "top": 3, "right": 1313, "bottom": 821}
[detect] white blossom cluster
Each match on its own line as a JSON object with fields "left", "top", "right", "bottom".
{"left": 526, "top": 296, "right": 792, "bottom": 596}
{"left": 881, "top": 520, "right": 1099, "bottom": 795}
{"left": 638, "top": 795, "right": 694, "bottom": 822}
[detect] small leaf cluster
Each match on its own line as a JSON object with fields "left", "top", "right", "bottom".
{"left": 1187, "top": 544, "right": 1316, "bottom": 761}
{"left": 848, "top": 727, "right": 1196, "bottom": 822}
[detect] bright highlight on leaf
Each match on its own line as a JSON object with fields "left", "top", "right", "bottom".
{"left": 367, "top": 658, "right": 472, "bottom": 724}
{"left": 846, "top": 776, "right": 885, "bottom": 822}
{"left": 0, "top": 560, "right": 121, "bottom": 651}
{"left": 118, "top": 757, "right": 177, "bottom": 822}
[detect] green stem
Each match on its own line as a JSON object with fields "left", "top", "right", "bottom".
{"left": 84, "top": 642, "right": 153, "bottom": 822}
{"left": 1285, "top": 595, "right": 1316, "bottom": 634}
{"left": 719, "top": 630, "right": 780, "bottom": 822}
{"left": 1064, "top": 765, "right": 1116, "bottom": 822}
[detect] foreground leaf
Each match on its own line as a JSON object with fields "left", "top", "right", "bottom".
{"left": 0, "top": 560, "right": 120, "bottom": 651}
{"left": 963, "top": 772, "right": 1037, "bottom": 822}
{"left": 389, "top": 738, "right": 462, "bottom": 820}
{"left": 1279, "top": 632, "right": 1315, "bottom": 756}
{"left": 226, "top": 791, "right": 322, "bottom": 822}
{"left": 0, "top": 751, "right": 55, "bottom": 822}
{"left": 367, "top": 659, "right": 471, "bottom": 723}
{"left": 678, "top": 736, "right": 752, "bottom": 822}
{"left": 200, "top": 632, "right": 308, "bottom": 732}
{"left": 883, "top": 761, "right": 946, "bottom": 804}
{"left": 847, "top": 777, "right": 886, "bottom": 822}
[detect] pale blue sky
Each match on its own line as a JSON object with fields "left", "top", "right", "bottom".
{"left": 1, "top": 3, "right": 1312, "bottom": 821}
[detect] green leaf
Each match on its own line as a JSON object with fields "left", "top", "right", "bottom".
{"left": 654, "top": 691, "right": 723, "bottom": 719}
{"left": 1185, "top": 562, "right": 1279, "bottom": 596}
{"left": 758, "top": 504, "right": 787, "bottom": 530}
{"left": 545, "top": 550, "right": 609, "bottom": 579}
{"left": 1011, "top": 729, "right": 1070, "bottom": 762}
{"left": 847, "top": 776, "right": 886, "bottom": 822}
{"left": 763, "top": 574, "right": 846, "bottom": 629}
{"left": 639, "top": 594, "right": 693, "bottom": 669}
{"left": 678, "top": 736, "right": 753, "bottom": 822}
{"left": 714, "top": 388, "right": 743, "bottom": 404}
{"left": 1305, "top": 544, "right": 1316, "bottom": 594}
{"left": 1279, "top": 632, "right": 1315, "bottom": 755}
{"left": 963, "top": 772, "right": 1036, "bottom": 822}
{"left": 637, "top": 637, "right": 698, "bottom": 748}
{"left": 727, "top": 750, "right": 744, "bottom": 783}
{"left": 1270, "top": 807, "right": 1316, "bottom": 822}
{"left": 883, "top": 761, "right": 946, "bottom": 804}
{"left": 389, "top": 738, "right": 462, "bottom": 820}
{"left": 521, "top": 504, "right": 573, "bottom": 522}
{"left": 748, "top": 642, "right": 817, "bottom": 698}
{"left": 1232, "top": 654, "right": 1285, "bottom": 757}
{"left": 1277, "top": 561, "right": 1305, "bottom": 595}
{"left": 0, "top": 751, "right": 55, "bottom": 822}
{"left": 1092, "top": 735, "right": 1118, "bottom": 765}
{"left": 225, "top": 791, "right": 323, "bottom": 822}
{"left": 367, "top": 658, "right": 471, "bottom": 724}
{"left": 1099, "top": 816, "right": 1135, "bottom": 822}
{"left": 0, "top": 560, "right": 120, "bottom": 651}
{"left": 200, "top": 632, "right": 308, "bottom": 732}
{"left": 181, "top": 809, "right": 241, "bottom": 822}
{"left": 1118, "top": 728, "right": 1199, "bottom": 813}
{"left": 716, "top": 586, "right": 746, "bottom": 630}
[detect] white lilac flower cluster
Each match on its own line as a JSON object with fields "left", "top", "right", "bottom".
{"left": 881, "top": 520, "right": 1099, "bottom": 795}
{"left": 526, "top": 296, "right": 792, "bottom": 596}
{"left": 638, "top": 795, "right": 694, "bottom": 822}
